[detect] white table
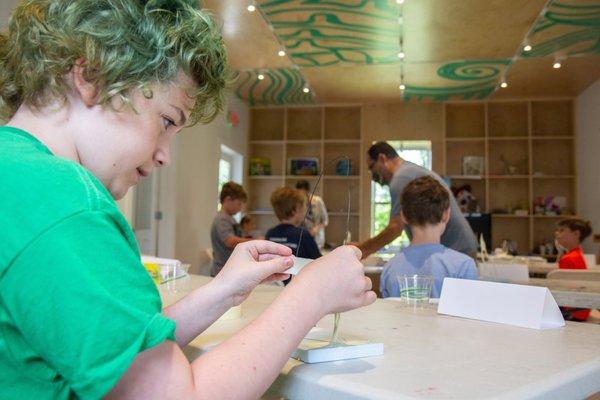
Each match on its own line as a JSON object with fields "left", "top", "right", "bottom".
{"left": 159, "top": 275, "right": 600, "bottom": 400}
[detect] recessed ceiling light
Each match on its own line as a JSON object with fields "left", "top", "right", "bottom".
{"left": 523, "top": 44, "right": 532, "bottom": 52}
{"left": 278, "top": 50, "right": 286, "bottom": 57}
{"left": 397, "top": 52, "right": 405, "bottom": 59}
{"left": 396, "top": 0, "right": 405, "bottom": 4}
{"left": 247, "top": 4, "right": 256, "bottom": 12}
{"left": 553, "top": 61, "right": 561, "bottom": 69}
{"left": 303, "top": 87, "right": 310, "bottom": 93}
{"left": 258, "top": 74, "right": 265, "bottom": 80}
{"left": 399, "top": 84, "right": 406, "bottom": 90}
{"left": 500, "top": 81, "right": 508, "bottom": 88}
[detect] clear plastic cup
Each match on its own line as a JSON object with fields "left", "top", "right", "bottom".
{"left": 397, "top": 275, "right": 433, "bottom": 308}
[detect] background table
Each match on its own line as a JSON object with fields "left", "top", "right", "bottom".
{"left": 159, "top": 275, "right": 600, "bottom": 400}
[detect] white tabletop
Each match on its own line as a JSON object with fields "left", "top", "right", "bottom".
{"left": 159, "top": 275, "right": 600, "bottom": 400}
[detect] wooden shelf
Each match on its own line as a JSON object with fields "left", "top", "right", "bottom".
{"left": 285, "top": 175, "right": 319, "bottom": 179}
{"left": 324, "top": 106, "right": 361, "bottom": 140}
{"left": 532, "top": 136, "right": 574, "bottom": 140}
{"left": 249, "top": 175, "right": 283, "bottom": 180}
{"left": 250, "top": 109, "right": 284, "bottom": 141}
{"left": 533, "top": 214, "right": 573, "bottom": 219}
{"left": 249, "top": 105, "right": 363, "bottom": 244}
{"left": 488, "top": 175, "right": 529, "bottom": 179}
{"left": 445, "top": 137, "right": 485, "bottom": 142}
{"left": 287, "top": 107, "right": 322, "bottom": 140}
{"left": 323, "top": 175, "right": 360, "bottom": 180}
{"left": 488, "top": 102, "right": 528, "bottom": 138}
{"left": 532, "top": 175, "right": 575, "bottom": 179}
{"left": 446, "top": 103, "right": 485, "bottom": 138}
{"left": 488, "top": 136, "right": 529, "bottom": 141}
{"left": 323, "top": 139, "right": 361, "bottom": 144}
{"left": 492, "top": 214, "right": 530, "bottom": 219}
{"left": 443, "top": 99, "right": 575, "bottom": 253}
{"left": 532, "top": 100, "right": 573, "bottom": 137}
{"left": 448, "top": 175, "right": 484, "bottom": 180}
{"left": 286, "top": 140, "right": 321, "bottom": 144}
{"left": 249, "top": 140, "right": 284, "bottom": 145}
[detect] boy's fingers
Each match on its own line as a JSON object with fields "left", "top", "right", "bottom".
{"left": 258, "top": 256, "right": 293, "bottom": 276}
{"left": 361, "top": 291, "right": 377, "bottom": 307}
{"left": 257, "top": 253, "right": 288, "bottom": 262}
{"left": 261, "top": 273, "right": 290, "bottom": 284}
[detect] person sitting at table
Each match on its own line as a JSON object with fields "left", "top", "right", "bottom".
{"left": 555, "top": 218, "right": 593, "bottom": 321}
{"left": 380, "top": 176, "right": 478, "bottom": 298}
{"left": 0, "top": 1, "right": 376, "bottom": 398}
{"left": 266, "top": 187, "right": 322, "bottom": 284}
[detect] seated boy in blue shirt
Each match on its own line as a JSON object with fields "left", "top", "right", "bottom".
{"left": 266, "top": 187, "right": 322, "bottom": 284}
{"left": 380, "top": 176, "right": 478, "bottom": 298}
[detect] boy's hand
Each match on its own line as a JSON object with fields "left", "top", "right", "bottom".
{"left": 289, "top": 245, "right": 376, "bottom": 316}
{"left": 213, "top": 240, "right": 293, "bottom": 306}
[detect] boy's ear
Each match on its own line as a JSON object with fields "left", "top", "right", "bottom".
{"left": 72, "top": 59, "right": 100, "bottom": 107}
{"left": 442, "top": 208, "right": 451, "bottom": 224}
{"left": 400, "top": 211, "right": 408, "bottom": 225}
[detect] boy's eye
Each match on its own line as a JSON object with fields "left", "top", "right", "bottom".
{"left": 162, "top": 116, "right": 176, "bottom": 129}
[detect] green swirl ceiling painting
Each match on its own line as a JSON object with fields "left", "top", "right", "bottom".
{"left": 228, "top": 0, "right": 600, "bottom": 105}
{"left": 403, "top": 60, "right": 511, "bottom": 101}
{"left": 523, "top": 1, "right": 600, "bottom": 57}
{"left": 235, "top": 68, "right": 315, "bottom": 106}
{"left": 259, "top": 0, "right": 400, "bottom": 67}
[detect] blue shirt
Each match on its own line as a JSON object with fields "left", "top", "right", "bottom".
{"left": 265, "top": 223, "right": 322, "bottom": 260}
{"left": 380, "top": 243, "right": 478, "bottom": 298}
{"left": 388, "top": 161, "right": 478, "bottom": 255}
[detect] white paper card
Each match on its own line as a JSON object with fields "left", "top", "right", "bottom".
{"left": 292, "top": 328, "right": 384, "bottom": 363}
{"left": 285, "top": 256, "right": 313, "bottom": 275}
{"left": 438, "top": 278, "right": 565, "bottom": 330}
{"left": 478, "top": 262, "right": 530, "bottom": 282}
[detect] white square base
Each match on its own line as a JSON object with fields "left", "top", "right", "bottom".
{"left": 292, "top": 327, "right": 383, "bottom": 363}
{"left": 292, "top": 341, "right": 384, "bottom": 363}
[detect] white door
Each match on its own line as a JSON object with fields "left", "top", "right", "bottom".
{"left": 134, "top": 173, "right": 160, "bottom": 256}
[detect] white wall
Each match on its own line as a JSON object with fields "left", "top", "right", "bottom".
{"left": 0, "top": 1, "right": 18, "bottom": 30}
{"left": 174, "top": 95, "right": 249, "bottom": 273}
{"left": 576, "top": 78, "right": 600, "bottom": 255}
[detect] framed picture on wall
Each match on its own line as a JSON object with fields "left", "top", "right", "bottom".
{"left": 288, "top": 158, "right": 319, "bottom": 175}
{"left": 462, "top": 156, "right": 485, "bottom": 176}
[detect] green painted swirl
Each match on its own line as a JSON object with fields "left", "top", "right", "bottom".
{"left": 403, "top": 82, "right": 497, "bottom": 101}
{"left": 528, "top": 1, "right": 600, "bottom": 56}
{"left": 437, "top": 60, "right": 510, "bottom": 81}
{"left": 234, "top": 68, "right": 314, "bottom": 106}
{"left": 259, "top": 0, "right": 400, "bottom": 67}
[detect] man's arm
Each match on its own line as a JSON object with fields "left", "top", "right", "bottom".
{"left": 355, "top": 214, "right": 405, "bottom": 259}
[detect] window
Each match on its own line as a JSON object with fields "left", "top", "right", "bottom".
{"left": 217, "top": 144, "right": 244, "bottom": 211}
{"left": 371, "top": 140, "right": 432, "bottom": 254}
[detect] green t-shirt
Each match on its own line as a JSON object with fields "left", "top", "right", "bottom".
{"left": 0, "top": 127, "right": 176, "bottom": 399}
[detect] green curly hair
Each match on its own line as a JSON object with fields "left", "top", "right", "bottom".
{"left": 0, "top": 0, "right": 230, "bottom": 124}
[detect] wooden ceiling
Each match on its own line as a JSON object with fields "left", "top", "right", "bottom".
{"left": 203, "top": 0, "right": 600, "bottom": 105}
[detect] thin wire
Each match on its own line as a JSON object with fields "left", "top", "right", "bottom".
{"left": 296, "top": 155, "right": 352, "bottom": 256}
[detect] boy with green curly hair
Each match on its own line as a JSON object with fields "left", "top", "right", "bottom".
{"left": 0, "top": 1, "right": 375, "bottom": 398}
